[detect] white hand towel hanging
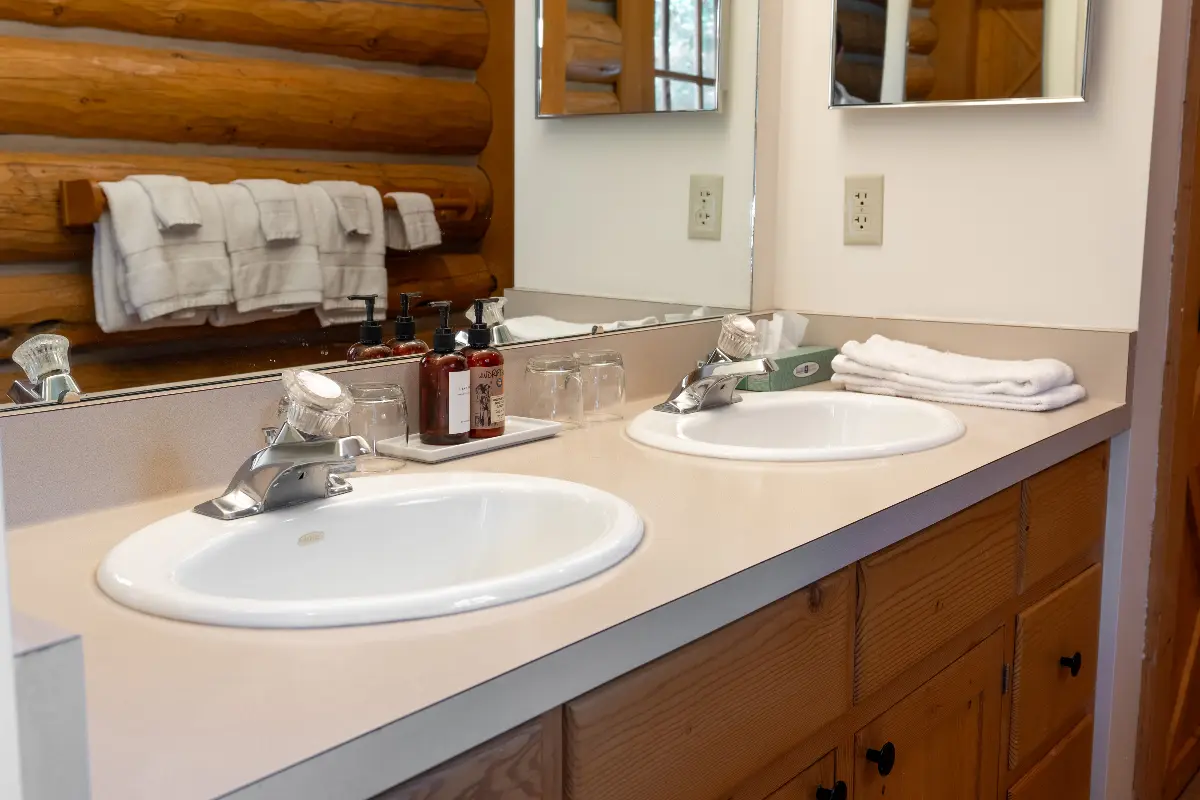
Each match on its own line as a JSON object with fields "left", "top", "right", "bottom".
{"left": 98, "top": 180, "right": 233, "bottom": 323}
{"left": 385, "top": 192, "right": 442, "bottom": 250}
{"left": 311, "top": 181, "right": 373, "bottom": 235}
{"left": 127, "top": 175, "right": 202, "bottom": 230}
{"left": 233, "top": 179, "right": 302, "bottom": 241}
{"left": 838, "top": 335, "right": 1075, "bottom": 397}
{"left": 213, "top": 183, "right": 322, "bottom": 319}
{"left": 305, "top": 184, "right": 388, "bottom": 328}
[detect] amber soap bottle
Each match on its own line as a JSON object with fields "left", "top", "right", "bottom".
{"left": 388, "top": 291, "right": 430, "bottom": 357}
{"left": 419, "top": 301, "right": 470, "bottom": 446}
{"left": 462, "top": 298, "right": 505, "bottom": 439}
{"left": 345, "top": 295, "right": 392, "bottom": 362}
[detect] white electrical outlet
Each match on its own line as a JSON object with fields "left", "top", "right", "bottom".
{"left": 689, "top": 174, "right": 724, "bottom": 241}
{"left": 845, "top": 174, "right": 885, "bottom": 246}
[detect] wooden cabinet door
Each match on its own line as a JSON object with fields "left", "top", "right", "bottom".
{"left": 1007, "top": 716, "right": 1093, "bottom": 800}
{"left": 763, "top": 751, "right": 841, "bottom": 800}
{"left": 852, "top": 629, "right": 1005, "bottom": 800}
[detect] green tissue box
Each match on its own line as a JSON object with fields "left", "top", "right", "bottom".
{"left": 738, "top": 345, "right": 839, "bottom": 392}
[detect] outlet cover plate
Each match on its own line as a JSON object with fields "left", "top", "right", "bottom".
{"left": 845, "top": 174, "right": 884, "bottom": 246}
{"left": 689, "top": 174, "right": 724, "bottom": 241}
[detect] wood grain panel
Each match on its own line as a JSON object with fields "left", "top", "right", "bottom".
{"left": 0, "top": 36, "right": 491, "bottom": 154}
{"left": 854, "top": 629, "right": 1005, "bottom": 800}
{"left": 0, "top": 154, "right": 492, "bottom": 263}
{"left": 616, "top": 0, "right": 656, "bottom": 113}
{"left": 566, "top": 37, "right": 623, "bottom": 83}
{"left": 563, "top": 91, "right": 621, "bottom": 115}
{"left": 476, "top": 0, "right": 516, "bottom": 294}
{"left": 539, "top": 0, "right": 568, "bottom": 115}
{"left": 1022, "top": 443, "right": 1109, "bottom": 591}
{"left": 855, "top": 487, "right": 1020, "bottom": 700}
{"left": 565, "top": 570, "right": 853, "bottom": 800}
{"left": 0, "top": 253, "right": 495, "bottom": 358}
{"left": 763, "top": 751, "right": 837, "bottom": 800}
{"left": 374, "top": 709, "right": 560, "bottom": 799}
{"left": 1007, "top": 716, "right": 1093, "bottom": 800}
{"left": 1009, "top": 565, "right": 1102, "bottom": 771}
{"left": 0, "top": 0, "right": 489, "bottom": 69}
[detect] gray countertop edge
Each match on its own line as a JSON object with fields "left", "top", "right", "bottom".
{"left": 222, "top": 404, "right": 1130, "bottom": 800}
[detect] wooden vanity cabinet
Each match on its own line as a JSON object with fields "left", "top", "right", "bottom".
{"left": 375, "top": 444, "right": 1108, "bottom": 800}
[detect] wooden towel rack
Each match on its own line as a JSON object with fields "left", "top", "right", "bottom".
{"left": 59, "top": 179, "right": 477, "bottom": 228}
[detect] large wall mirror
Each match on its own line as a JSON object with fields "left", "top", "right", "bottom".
{"left": 537, "top": 0, "right": 724, "bottom": 117}
{"left": 831, "top": 0, "right": 1092, "bottom": 107}
{"left": 0, "top": 0, "right": 758, "bottom": 413}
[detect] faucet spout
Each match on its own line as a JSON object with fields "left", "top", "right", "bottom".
{"left": 655, "top": 357, "right": 777, "bottom": 414}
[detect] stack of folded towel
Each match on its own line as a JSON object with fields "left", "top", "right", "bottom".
{"left": 92, "top": 176, "right": 442, "bottom": 332}
{"left": 831, "top": 335, "right": 1087, "bottom": 412}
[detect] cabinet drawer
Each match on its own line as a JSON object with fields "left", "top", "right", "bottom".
{"left": 1009, "top": 565, "right": 1102, "bottom": 770}
{"left": 1007, "top": 716, "right": 1093, "bottom": 800}
{"left": 853, "top": 629, "right": 1005, "bottom": 799}
{"left": 1021, "top": 444, "right": 1108, "bottom": 591}
{"left": 564, "top": 569, "right": 853, "bottom": 800}
{"left": 855, "top": 488, "right": 1019, "bottom": 699}
{"left": 764, "top": 751, "right": 838, "bottom": 800}
{"left": 374, "top": 711, "right": 559, "bottom": 800}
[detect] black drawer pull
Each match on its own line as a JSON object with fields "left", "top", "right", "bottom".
{"left": 1060, "top": 651, "right": 1083, "bottom": 677}
{"left": 866, "top": 742, "right": 896, "bottom": 776}
{"left": 816, "top": 781, "right": 847, "bottom": 800}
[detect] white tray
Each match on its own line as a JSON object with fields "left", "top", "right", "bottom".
{"left": 375, "top": 416, "right": 563, "bottom": 463}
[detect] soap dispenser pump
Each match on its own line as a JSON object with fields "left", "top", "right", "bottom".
{"left": 462, "top": 298, "right": 505, "bottom": 439}
{"left": 419, "top": 301, "right": 470, "bottom": 446}
{"left": 346, "top": 295, "right": 392, "bottom": 362}
{"left": 388, "top": 292, "right": 430, "bottom": 357}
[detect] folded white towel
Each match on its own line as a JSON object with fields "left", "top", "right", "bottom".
{"left": 385, "top": 192, "right": 442, "bottom": 250}
{"left": 500, "top": 315, "right": 659, "bottom": 343}
{"left": 305, "top": 184, "right": 388, "bottom": 328}
{"left": 99, "top": 180, "right": 233, "bottom": 322}
{"left": 839, "top": 335, "right": 1075, "bottom": 397}
{"left": 213, "top": 183, "right": 322, "bottom": 316}
{"left": 832, "top": 373, "right": 1087, "bottom": 412}
{"left": 127, "top": 175, "right": 202, "bottom": 230}
{"left": 311, "top": 181, "right": 373, "bottom": 236}
{"left": 233, "top": 179, "right": 301, "bottom": 242}
{"left": 91, "top": 211, "right": 207, "bottom": 333}
{"left": 208, "top": 306, "right": 306, "bottom": 328}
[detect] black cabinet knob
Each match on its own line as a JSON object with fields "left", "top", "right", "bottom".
{"left": 866, "top": 741, "right": 896, "bottom": 776}
{"left": 1060, "top": 651, "right": 1083, "bottom": 677}
{"left": 816, "top": 781, "right": 848, "bottom": 800}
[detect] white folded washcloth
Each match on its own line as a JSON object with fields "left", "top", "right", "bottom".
{"left": 233, "top": 179, "right": 302, "bottom": 241}
{"left": 127, "top": 175, "right": 202, "bottom": 230}
{"left": 832, "top": 373, "right": 1087, "bottom": 412}
{"left": 91, "top": 211, "right": 207, "bottom": 333}
{"left": 385, "top": 192, "right": 442, "bottom": 250}
{"left": 213, "top": 183, "right": 322, "bottom": 316}
{"left": 838, "top": 335, "right": 1075, "bottom": 397}
{"left": 311, "top": 181, "right": 373, "bottom": 235}
{"left": 208, "top": 306, "right": 307, "bottom": 328}
{"left": 98, "top": 180, "right": 233, "bottom": 322}
{"left": 304, "top": 184, "right": 388, "bottom": 328}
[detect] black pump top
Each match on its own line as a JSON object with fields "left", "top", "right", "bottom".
{"left": 428, "top": 301, "right": 457, "bottom": 354}
{"left": 394, "top": 292, "right": 422, "bottom": 342}
{"left": 468, "top": 298, "right": 494, "bottom": 349}
{"left": 348, "top": 294, "right": 383, "bottom": 346}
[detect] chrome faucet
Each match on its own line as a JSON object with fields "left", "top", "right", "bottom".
{"left": 7, "top": 334, "right": 82, "bottom": 405}
{"left": 654, "top": 357, "right": 777, "bottom": 414}
{"left": 194, "top": 369, "right": 369, "bottom": 521}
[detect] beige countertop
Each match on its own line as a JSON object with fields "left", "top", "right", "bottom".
{"left": 7, "top": 389, "right": 1128, "bottom": 800}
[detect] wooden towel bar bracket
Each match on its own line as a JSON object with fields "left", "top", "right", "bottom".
{"left": 59, "top": 179, "right": 477, "bottom": 228}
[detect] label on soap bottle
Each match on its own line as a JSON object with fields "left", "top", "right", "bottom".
{"left": 448, "top": 370, "right": 471, "bottom": 435}
{"left": 471, "top": 365, "right": 506, "bottom": 431}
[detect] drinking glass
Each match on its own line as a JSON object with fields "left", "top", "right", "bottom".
{"left": 574, "top": 349, "right": 626, "bottom": 423}
{"left": 524, "top": 356, "right": 584, "bottom": 428}
{"left": 348, "top": 383, "right": 408, "bottom": 470}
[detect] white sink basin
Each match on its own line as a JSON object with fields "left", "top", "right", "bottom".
{"left": 627, "top": 391, "right": 965, "bottom": 462}
{"left": 97, "top": 473, "right": 643, "bottom": 628}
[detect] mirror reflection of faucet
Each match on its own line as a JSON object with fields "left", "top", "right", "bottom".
{"left": 7, "top": 333, "right": 83, "bottom": 405}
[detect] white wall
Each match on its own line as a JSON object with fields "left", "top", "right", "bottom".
{"left": 768, "top": 0, "right": 1162, "bottom": 330}
{"left": 513, "top": 1, "right": 758, "bottom": 309}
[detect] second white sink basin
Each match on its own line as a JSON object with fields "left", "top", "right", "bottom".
{"left": 98, "top": 473, "right": 643, "bottom": 628}
{"left": 627, "top": 391, "right": 965, "bottom": 462}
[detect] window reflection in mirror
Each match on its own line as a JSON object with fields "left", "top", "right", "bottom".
{"left": 831, "top": 0, "right": 1091, "bottom": 107}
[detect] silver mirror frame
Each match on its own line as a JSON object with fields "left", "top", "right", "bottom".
{"left": 826, "top": 0, "right": 1096, "bottom": 110}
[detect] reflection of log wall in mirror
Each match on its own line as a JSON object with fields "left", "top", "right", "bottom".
{"left": 0, "top": 0, "right": 515, "bottom": 396}
{"left": 927, "top": 0, "right": 1046, "bottom": 102}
